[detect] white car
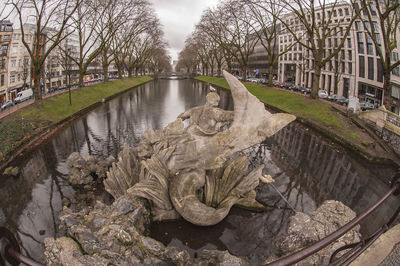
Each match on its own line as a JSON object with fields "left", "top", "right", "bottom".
{"left": 318, "top": 90, "right": 328, "bottom": 99}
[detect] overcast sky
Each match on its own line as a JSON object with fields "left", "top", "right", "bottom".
{"left": 148, "top": 0, "right": 220, "bottom": 62}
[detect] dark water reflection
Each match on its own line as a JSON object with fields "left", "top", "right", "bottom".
{"left": 0, "top": 79, "right": 398, "bottom": 265}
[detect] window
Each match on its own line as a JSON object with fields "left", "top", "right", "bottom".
{"left": 0, "top": 75, "right": 4, "bottom": 86}
{"left": 355, "top": 21, "right": 362, "bottom": 31}
{"left": 10, "top": 75, "right": 15, "bottom": 84}
{"left": 345, "top": 8, "right": 350, "bottom": 16}
{"left": 347, "top": 38, "right": 352, "bottom": 48}
{"left": 10, "top": 60, "right": 16, "bottom": 67}
{"left": 1, "top": 44, "right": 8, "bottom": 56}
{"left": 373, "top": 22, "right": 379, "bottom": 31}
{"left": 368, "top": 57, "right": 374, "bottom": 80}
{"left": 369, "top": 3, "right": 377, "bottom": 16}
{"left": 377, "top": 59, "right": 384, "bottom": 81}
{"left": 342, "top": 62, "right": 345, "bottom": 73}
{"left": 0, "top": 58, "right": 4, "bottom": 69}
{"left": 348, "top": 62, "right": 353, "bottom": 74}
{"left": 366, "top": 35, "right": 374, "bottom": 55}
{"left": 393, "top": 53, "right": 400, "bottom": 77}
{"left": 17, "top": 74, "right": 20, "bottom": 81}
{"left": 348, "top": 50, "right": 352, "bottom": 60}
{"left": 3, "top": 35, "right": 9, "bottom": 40}
{"left": 375, "top": 33, "right": 381, "bottom": 45}
{"left": 339, "top": 9, "right": 343, "bottom": 16}
{"left": 359, "top": 56, "right": 365, "bottom": 78}
{"left": 357, "top": 32, "right": 364, "bottom": 54}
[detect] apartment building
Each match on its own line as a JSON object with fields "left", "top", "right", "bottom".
{"left": 0, "top": 20, "right": 13, "bottom": 104}
{"left": 277, "top": 1, "right": 400, "bottom": 114}
{"left": 278, "top": 2, "right": 356, "bottom": 98}
{"left": 7, "top": 28, "right": 34, "bottom": 99}
{"left": 352, "top": 2, "right": 400, "bottom": 114}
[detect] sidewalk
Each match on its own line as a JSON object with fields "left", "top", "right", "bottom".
{"left": 0, "top": 85, "right": 81, "bottom": 120}
{"left": 351, "top": 224, "right": 400, "bottom": 265}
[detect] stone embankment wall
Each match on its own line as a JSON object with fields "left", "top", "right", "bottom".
{"left": 359, "top": 107, "right": 400, "bottom": 156}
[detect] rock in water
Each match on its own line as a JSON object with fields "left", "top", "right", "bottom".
{"left": 270, "top": 200, "right": 361, "bottom": 265}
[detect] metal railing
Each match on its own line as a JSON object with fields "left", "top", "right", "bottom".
{"left": 0, "top": 227, "right": 44, "bottom": 266}
{"left": 266, "top": 173, "right": 400, "bottom": 266}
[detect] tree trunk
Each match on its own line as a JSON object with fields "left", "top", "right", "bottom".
{"left": 383, "top": 72, "right": 392, "bottom": 109}
{"left": 311, "top": 65, "right": 321, "bottom": 99}
{"left": 103, "top": 63, "right": 109, "bottom": 82}
{"left": 241, "top": 66, "right": 247, "bottom": 82}
{"left": 79, "top": 70, "right": 85, "bottom": 87}
{"left": 217, "top": 62, "right": 222, "bottom": 77}
{"left": 33, "top": 70, "right": 42, "bottom": 101}
{"left": 210, "top": 66, "right": 214, "bottom": 77}
{"left": 117, "top": 66, "right": 123, "bottom": 79}
{"left": 268, "top": 65, "right": 274, "bottom": 85}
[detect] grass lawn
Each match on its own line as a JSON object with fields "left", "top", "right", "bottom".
{"left": 196, "top": 76, "right": 360, "bottom": 142}
{"left": 0, "top": 76, "right": 152, "bottom": 161}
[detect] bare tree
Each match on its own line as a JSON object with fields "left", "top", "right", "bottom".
{"left": 246, "top": 0, "right": 296, "bottom": 84}
{"left": 277, "top": 0, "right": 357, "bottom": 98}
{"left": 352, "top": 0, "right": 400, "bottom": 109}
{"left": 60, "top": 0, "right": 106, "bottom": 87}
{"left": 0, "top": 0, "right": 14, "bottom": 23}
{"left": 12, "top": 0, "right": 81, "bottom": 100}
{"left": 198, "top": 1, "right": 258, "bottom": 81}
{"left": 176, "top": 42, "right": 199, "bottom": 74}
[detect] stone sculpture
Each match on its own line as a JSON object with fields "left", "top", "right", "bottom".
{"left": 103, "top": 70, "right": 296, "bottom": 226}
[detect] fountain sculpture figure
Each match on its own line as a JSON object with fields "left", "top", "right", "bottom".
{"left": 104, "top": 70, "right": 296, "bottom": 226}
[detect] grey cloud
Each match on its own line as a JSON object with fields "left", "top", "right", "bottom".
{"left": 149, "top": 0, "right": 219, "bottom": 60}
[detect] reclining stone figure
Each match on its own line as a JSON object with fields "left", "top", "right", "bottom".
{"left": 178, "top": 92, "right": 234, "bottom": 136}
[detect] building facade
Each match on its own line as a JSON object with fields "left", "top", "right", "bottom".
{"left": 0, "top": 20, "right": 13, "bottom": 104}
{"left": 278, "top": 3, "right": 357, "bottom": 99}
{"left": 7, "top": 28, "right": 34, "bottom": 99}
{"left": 277, "top": 1, "right": 400, "bottom": 114}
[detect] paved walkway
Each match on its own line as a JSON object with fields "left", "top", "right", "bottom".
{"left": 351, "top": 224, "right": 400, "bottom": 265}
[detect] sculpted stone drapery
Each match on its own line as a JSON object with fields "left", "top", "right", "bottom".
{"left": 104, "top": 71, "right": 296, "bottom": 226}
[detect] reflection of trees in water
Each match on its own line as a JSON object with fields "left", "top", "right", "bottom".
{"left": 270, "top": 124, "right": 362, "bottom": 208}
{"left": 0, "top": 141, "right": 74, "bottom": 263}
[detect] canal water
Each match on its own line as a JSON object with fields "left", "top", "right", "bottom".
{"left": 0, "top": 79, "right": 398, "bottom": 265}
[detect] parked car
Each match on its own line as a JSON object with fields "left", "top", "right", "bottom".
{"left": 360, "top": 101, "right": 375, "bottom": 111}
{"left": 327, "top": 94, "right": 349, "bottom": 106}
{"left": 318, "top": 90, "right": 328, "bottom": 99}
{"left": 300, "top": 87, "right": 311, "bottom": 94}
{"left": 273, "top": 81, "right": 282, "bottom": 88}
{"left": 282, "top": 82, "right": 294, "bottom": 89}
{"left": 335, "top": 96, "right": 349, "bottom": 106}
{"left": 247, "top": 77, "right": 258, "bottom": 83}
{"left": 1, "top": 100, "right": 14, "bottom": 111}
{"left": 14, "top": 89, "right": 33, "bottom": 104}
{"left": 327, "top": 94, "right": 340, "bottom": 101}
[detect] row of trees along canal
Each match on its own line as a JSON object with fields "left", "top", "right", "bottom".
{"left": 176, "top": 0, "right": 400, "bottom": 108}
{"left": 1, "top": 0, "right": 171, "bottom": 101}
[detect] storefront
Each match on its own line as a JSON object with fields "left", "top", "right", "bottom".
{"left": 358, "top": 82, "right": 383, "bottom": 107}
{"left": 391, "top": 84, "right": 400, "bottom": 115}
